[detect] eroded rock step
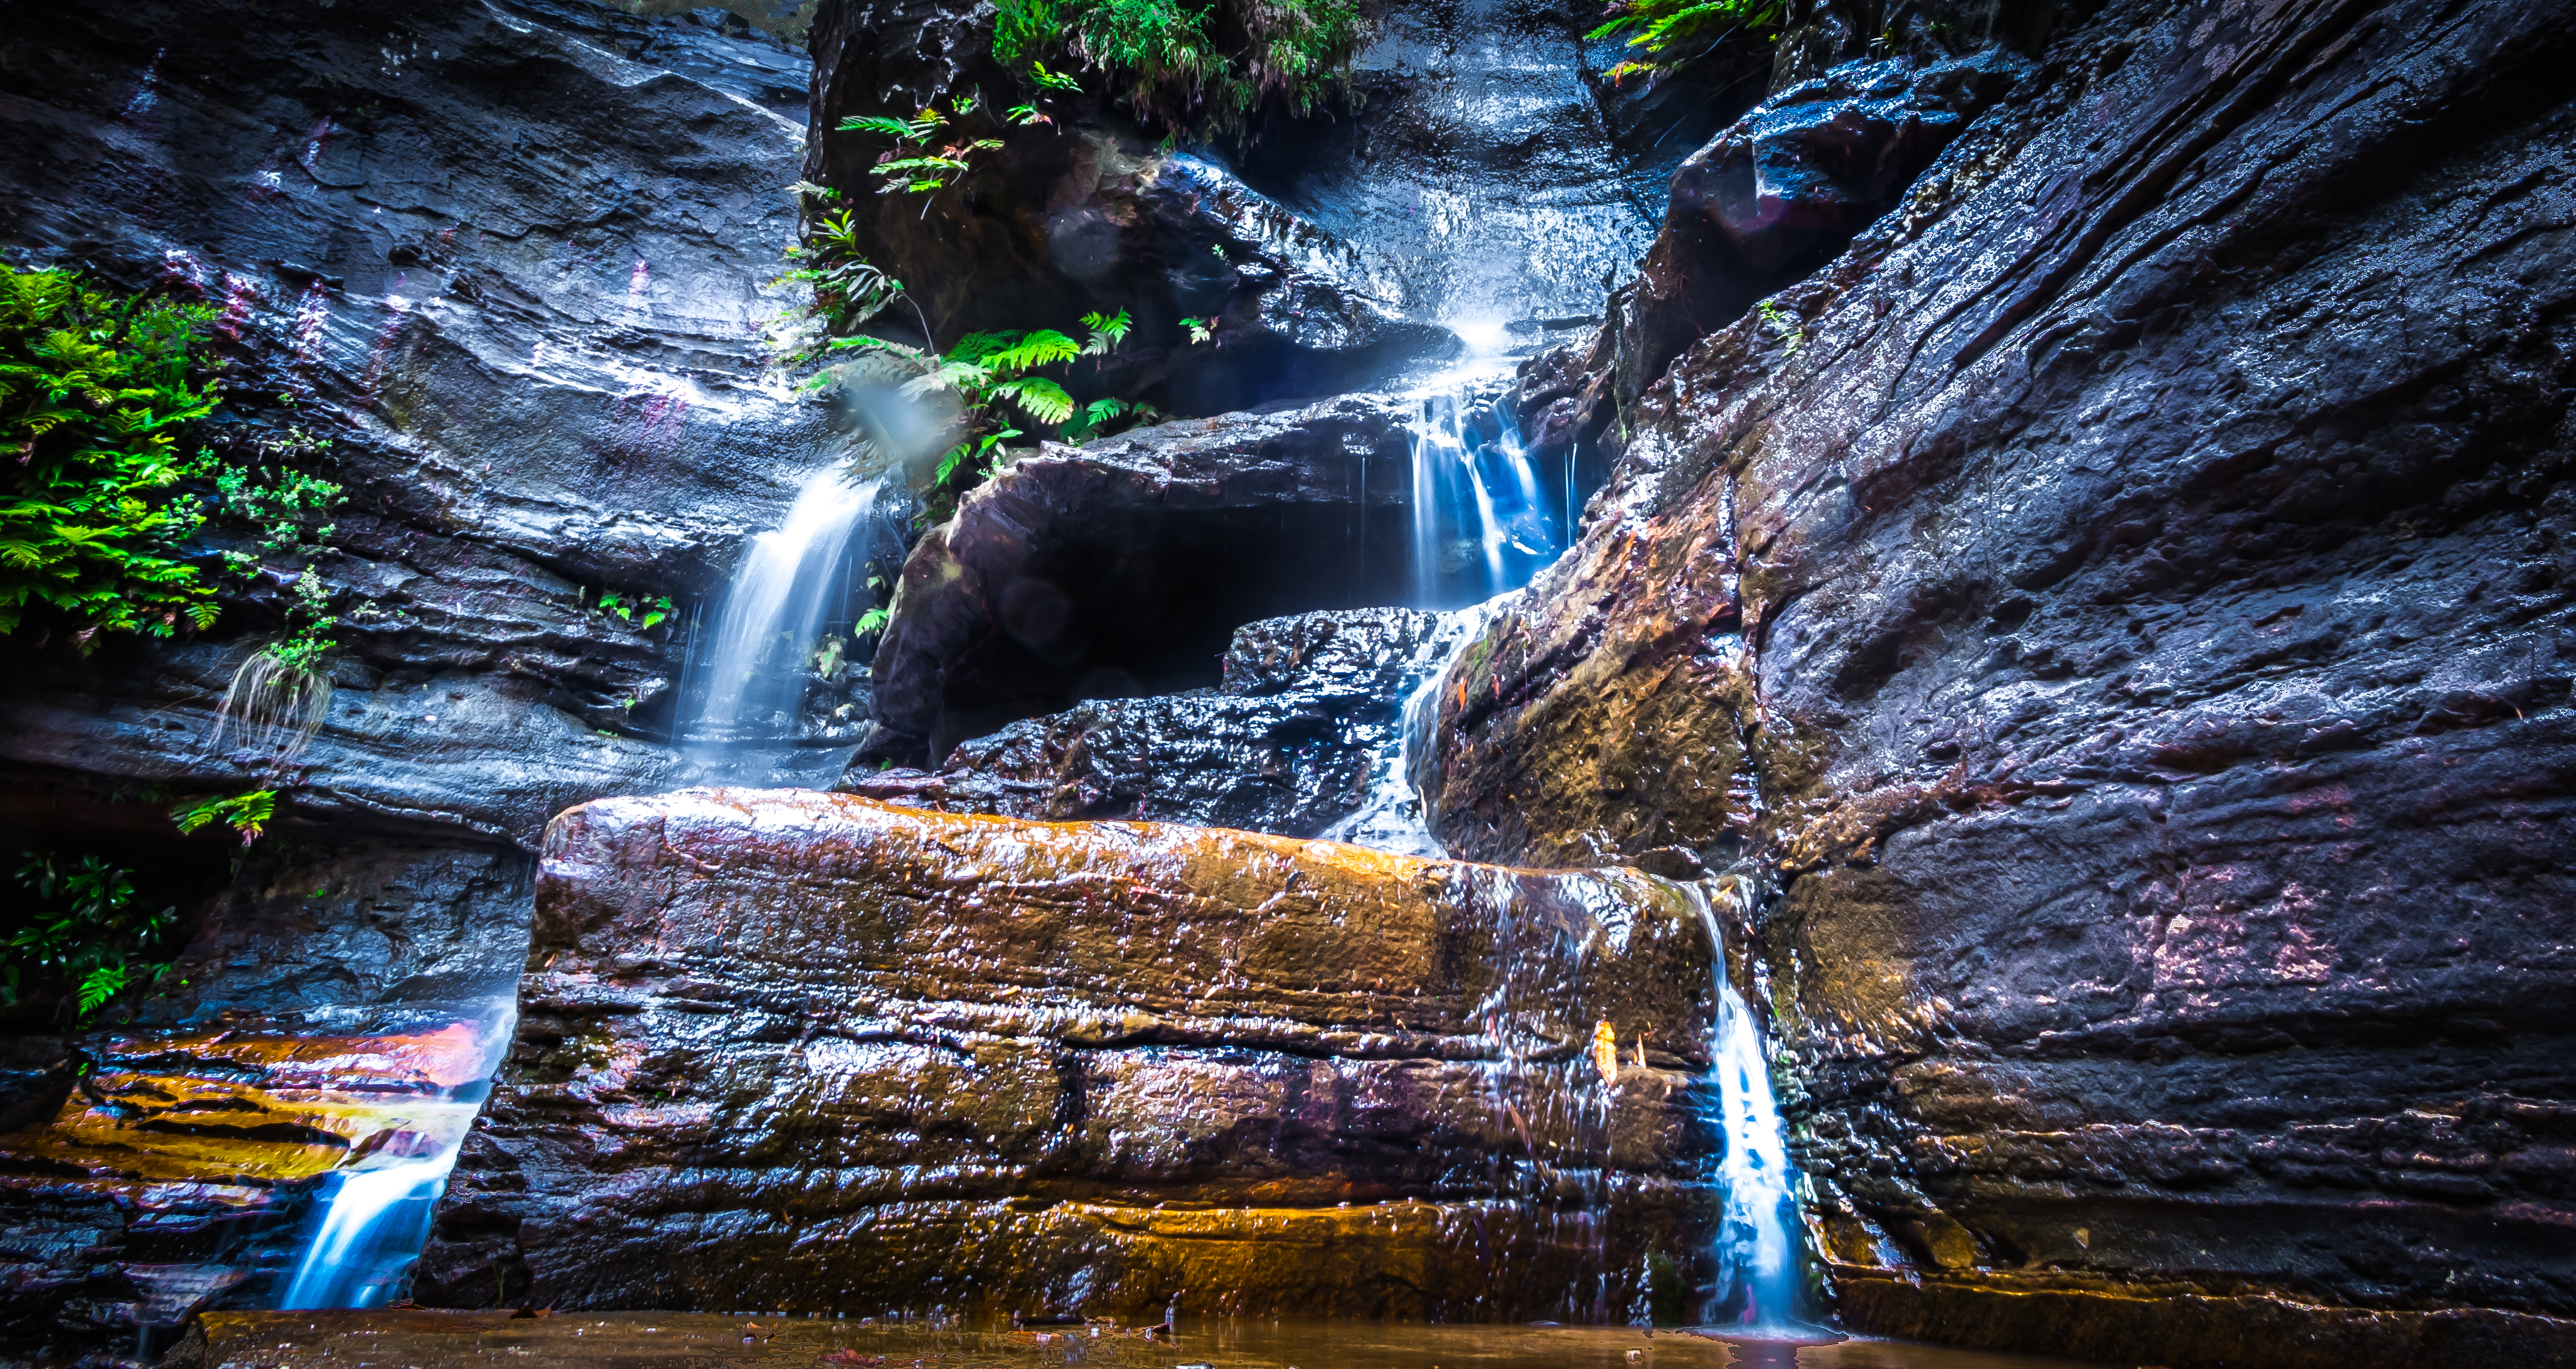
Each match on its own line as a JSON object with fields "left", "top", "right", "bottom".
{"left": 419, "top": 791, "right": 1726, "bottom": 1321}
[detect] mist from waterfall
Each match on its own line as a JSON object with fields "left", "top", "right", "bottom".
{"left": 683, "top": 467, "right": 882, "bottom": 748}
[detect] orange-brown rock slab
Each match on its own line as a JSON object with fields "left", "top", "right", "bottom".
{"left": 422, "top": 790, "right": 1721, "bottom": 1321}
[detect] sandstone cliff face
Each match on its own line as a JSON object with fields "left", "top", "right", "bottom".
{"left": 848, "top": 608, "right": 1448, "bottom": 837}
{"left": 0, "top": 1, "right": 839, "bottom": 1354}
{"left": 0, "top": 0, "right": 833, "bottom": 974}
{"left": 1427, "top": 0, "right": 2576, "bottom": 1348}
{"left": 422, "top": 791, "right": 1721, "bottom": 1321}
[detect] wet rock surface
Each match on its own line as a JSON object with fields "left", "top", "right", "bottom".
{"left": 1608, "top": 49, "right": 2031, "bottom": 409}
{"left": 1424, "top": 0, "right": 2576, "bottom": 1352}
{"left": 422, "top": 790, "right": 1719, "bottom": 1319}
{"left": 866, "top": 395, "right": 1420, "bottom": 764}
{"left": 805, "top": 0, "right": 1457, "bottom": 415}
{"left": 0, "top": 0, "right": 838, "bottom": 947}
{"left": 0, "top": 0, "right": 834, "bottom": 1354}
{"left": 843, "top": 607, "right": 1445, "bottom": 835}
{"left": 0, "top": 0, "right": 834, "bottom": 852}
{"left": 0, "top": 1015, "right": 510, "bottom": 1353}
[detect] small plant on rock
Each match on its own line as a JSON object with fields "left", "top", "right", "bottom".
{"left": 993, "top": 0, "right": 1368, "bottom": 135}
{"left": 210, "top": 566, "right": 338, "bottom": 765}
{"left": 171, "top": 789, "right": 275, "bottom": 845}
{"left": 833, "top": 309, "right": 1133, "bottom": 518}
{"left": 1585, "top": 0, "right": 1783, "bottom": 86}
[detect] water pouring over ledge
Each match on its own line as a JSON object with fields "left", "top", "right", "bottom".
{"left": 271, "top": 1000, "right": 520, "bottom": 1309}
{"left": 676, "top": 466, "right": 884, "bottom": 774}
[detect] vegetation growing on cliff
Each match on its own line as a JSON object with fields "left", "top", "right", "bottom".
{"left": 4, "top": 852, "right": 181, "bottom": 1017}
{"left": 1585, "top": 0, "right": 1782, "bottom": 84}
{"left": 836, "top": 309, "right": 1135, "bottom": 520}
{"left": 993, "top": 0, "right": 1368, "bottom": 134}
{"left": 0, "top": 263, "right": 222, "bottom": 645}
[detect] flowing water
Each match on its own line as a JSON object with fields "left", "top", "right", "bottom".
{"left": 1320, "top": 593, "right": 1507, "bottom": 856}
{"left": 682, "top": 467, "right": 882, "bottom": 751}
{"left": 1679, "top": 881, "right": 1813, "bottom": 1333}
{"left": 1325, "top": 367, "right": 1569, "bottom": 859}
{"left": 273, "top": 1000, "right": 521, "bottom": 1309}
{"left": 1408, "top": 382, "right": 1569, "bottom": 609}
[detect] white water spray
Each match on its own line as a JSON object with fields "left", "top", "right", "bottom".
{"left": 1408, "top": 387, "right": 1563, "bottom": 608}
{"left": 688, "top": 469, "right": 880, "bottom": 743}
{"left": 281, "top": 1155, "right": 460, "bottom": 1309}
{"left": 1679, "top": 879, "right": 1810, "bottom": 1332}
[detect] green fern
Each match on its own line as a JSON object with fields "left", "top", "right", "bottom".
{"left": 0, "top": 263, "right": 223, "bottom": 643}
{"left": 993, "top": 0, "right": 1366, "bottom": 135}
{"left": 5, "top": 851, "right": 180, "bottom": 1017}
{"left": 1584, "top": 0, "right": 1784, "bottom": 84}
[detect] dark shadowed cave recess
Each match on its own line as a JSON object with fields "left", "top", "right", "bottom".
{"left": 927, "top": 500, "right": 1416, "bottom": 756}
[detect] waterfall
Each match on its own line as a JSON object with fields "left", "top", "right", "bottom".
{"left": 1408, "top": 386, "right": 1564, "bottom": 608}
{"left": 276, "top": 999, "right": 519, "bottom": 1309}
{"left": 1678, "top": 880, "right": 1812, "bottom": 1333}
{"left": 1321, "top": 594, "right": 1507, "bottom": 856}
{"left": 281, "top": 1156, "right": 461, "bottom": 1309}
{"left": 1325, "top": 372, "right": 1573, "bottom": 856}
{"left": 685, "top": 468, "right": 880, "bottom": 746}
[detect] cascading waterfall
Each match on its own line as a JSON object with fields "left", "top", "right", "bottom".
{"left": 275, "top": 999, "right": 520, "bottom": 1309}
{"left": 282, "top": 1158, "right": 462, "bottom": 1309}
{"left": 1322, "top": 594, "right": 1507, "bottom": 856}
{"left": 685, "top": 467, "right": 882, "bottom": 748}
{"left": 1327, "top": 373, "right": 1573, "bottom": 857}
{"left": 1677, "top": 879, "right": 1814, "bottom": 1334}
{"left": 1408, "top": 386, "right": 1566, "bottom": 608}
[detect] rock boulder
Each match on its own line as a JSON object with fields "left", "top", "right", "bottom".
{"left": 421, "top": 790, "right": 1723, "bottom": 1320}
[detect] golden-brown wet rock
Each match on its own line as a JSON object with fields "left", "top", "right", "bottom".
{"left": 422, "top": 790, "right": 1721, "bottom": 1321}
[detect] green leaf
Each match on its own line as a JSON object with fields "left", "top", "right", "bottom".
{"left": 983, "top": 330, "right": 1080, "bottom": 373}
{"left": 992, "top": 377, "right": 1076, "bottom": 424}
{"left": 841, "top": 114, "right": 929, "bottom": 140}
{"left": 76, "top": 964, "right": 129, "bottom": 1016}
{"left": 1079, "top": 309, "right": 1132, "bottom": 354}
{"left": 171, "top": 790, "right": 277, "bottom": 843}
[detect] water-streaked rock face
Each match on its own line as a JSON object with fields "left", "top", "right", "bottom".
{"left": 422, "top": 790, "right": 1720, "bottom": 1320}
{"left": 1433, "top": 0, "right": 2576, "bottom": 1350}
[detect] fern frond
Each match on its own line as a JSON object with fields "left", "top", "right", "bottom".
{"left": 991, "top": 377, "right": 1076, "bottom": 424}
{"left": 985, "top": 330, "right": 1080, "bottom": 373}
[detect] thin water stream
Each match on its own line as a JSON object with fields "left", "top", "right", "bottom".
{"left": 684, "top": 468, "right": 883, "bottom": 751}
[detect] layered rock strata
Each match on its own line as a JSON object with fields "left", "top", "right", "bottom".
{"left": 422, "top": 790, "right": 1721, "bottom": 1320}
{"left": 0, "top": 1014, "right": 511, "bottom": 1350}
{"left": 866, "top": 395, "right": 1418, "bottom": 763}
{"left": 1424, "top": 0, "right": 2576, "bottom": 1356}
{"left": 0, "top": 1, "right": 836, "bottom": 1355}
{"left": 847, "top": 608, "right": 1445, "bottom": 836}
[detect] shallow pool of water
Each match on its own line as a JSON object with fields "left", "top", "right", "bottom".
{"left": 192, "top": 1311, "right": 2106, "bottom": 1369}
